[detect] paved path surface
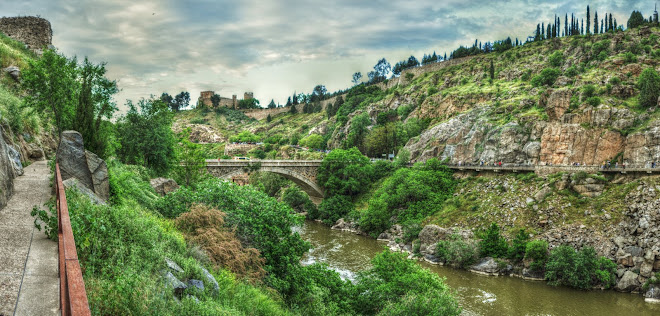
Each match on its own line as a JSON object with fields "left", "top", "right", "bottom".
{"left": 0, "top": 160, "right": 59, "bottom": 316}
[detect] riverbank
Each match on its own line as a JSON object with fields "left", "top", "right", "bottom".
{"left": 300, "top": 220, "right": 660, "bottom": 315}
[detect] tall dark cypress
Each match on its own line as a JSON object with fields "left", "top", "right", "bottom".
{"left": 586, "top": 5, "right": 591, "bottom": 34}
{"left": 542, "top": 23, "right": 545, "bottom": 40}
{"left": 594, "top": 12, "right": 598, "bottom": 34}
{"left": 604, "top": 12, "right": 608, "bottom": 31}
{"left": 565, "top": 14, "right": 569, "bottom": 37}
{"left": 609, "top": 14, "right": 613, "bottom": 31}
{"left": 581, "top": 19, "right": 584, "bottom": 35}
{"left": 536, "top": 24, "right": 541, "bottom": 41}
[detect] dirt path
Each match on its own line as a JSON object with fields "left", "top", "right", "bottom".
{"left": 0, "top": 160, "right": 59, "bottom": 316}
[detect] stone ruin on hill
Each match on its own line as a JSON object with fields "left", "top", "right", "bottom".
{"left": 0, "top": 16, "right": 53, "bottom": 54}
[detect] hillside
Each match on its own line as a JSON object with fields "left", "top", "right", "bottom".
{"left": 176, "top": 26, "right": 660, "bottom": 168}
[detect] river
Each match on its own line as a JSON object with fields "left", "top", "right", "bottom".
{"left": 296, "top": 220, "right": 660, "bottom": 316}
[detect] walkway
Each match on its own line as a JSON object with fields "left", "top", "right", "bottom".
{"left": 0, "top": 160, "right": 59, "bottom": 316}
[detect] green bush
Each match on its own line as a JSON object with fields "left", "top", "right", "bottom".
{"left": 609, "top": 76, "right": 621, "bottom": 85}
{"left": 524, "top": 240, "right": 548, "bottom": 272}
{"left": 359, "top": 159, "right": 455, "bottom": 237}
{"left": 582, "top": 84, "right": 596, "bottom": 99}
{"left": 586, "top": 96, "right": 602, "bottom": 106}
{"left": 312, "top": 194, "right": 352, "bottom": 225}
{"left": 478, "top": 223, "right": 509, "bottom": 258}
{"left": 318, "top": 147, "right": 374, "bottom": 196}
{"left": 436, "top": 234, "right": 479, "bottom": 268}
{"left": 353, "top": 250, "right": 460, "bottom": 316}
{"left": 623, "top": 52, "right": 638, "bottom": 64}
{"left": 281, "top": 185, "right": 316, "bottom": 214}
{"left": 637, "top": 68, "right": 660, "bottom": 108}
{"left": 565, "top": 66, "right": 579, "bottom": 78}
{"left": 508, "top": 229, "right": 530, "bottom": 262}
{"left": 548, "top": 51, "right": 564, "bottom": 67}
{"left": 531, "top": 68, "right": 561, "bottom": 87}
{"left": 545, "top": 245, "right": 616, "bottom": 290}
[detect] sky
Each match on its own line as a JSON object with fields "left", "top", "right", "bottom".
{"left": 2, "top": 0, "right": 655, "bottom": 109}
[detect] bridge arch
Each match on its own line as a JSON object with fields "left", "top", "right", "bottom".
{"left": 210, "top": 166, "right": 325, "bottom": 200}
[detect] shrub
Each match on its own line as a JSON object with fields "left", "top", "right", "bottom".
{"left": 524, "top": 240, "right": 548, "bottom": 272}
{"left": 508, "top": 229, "right": 530, "bottom": 262}
{"left": 531, "top": 68, "right": 561, "bottom": 87}
{"left": 478, "top": 223, "right": 509, "bottom": 258}
{"left": 175, "top": 204, "right": 266, "bottom": 280}
{"left": 548, "top": 51, "right": 564, "bottom": 67}
{"left": 545, "top": 245, "right": 616, "bottom": 290}
{"left": 623, "top": 52, "right": 638, "bottom": 64}
{"left": 582, "top": 84, "right": 596, "bottom": 99}
{"left": 436, "top": 234, "right": 479, "bottom": 268}
{"left": 281, "top": 185, "right": 316, "bottom": 214}
{"left": 565, "top": 66, "right": 579, "bottom": 78}
{"left": 596, "top": 51, "right": 609, "bottom": 61}
{"left": 637, "top": 68, "right": 660, "bottom": 108}
{"left": 314, "top": 195, "right": 353, "bottom": 225}
{"left": 586, "top": 96, "right": 602, "bottom": 106}
{"left": 353, "top": 250, "right": 460, "bottom": 316}
{"left": 609, "top": 76, "right": 621, "bottom": 85}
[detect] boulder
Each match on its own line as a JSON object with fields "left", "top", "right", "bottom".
{"left": 200, "top": 267, "right": 219, "bottom": 295}
{"left": 521, "top": 268, "right": 545, "bottom": 280}
{"left": 26, "top": 143, "right": 44, "bottom": 160}
{"left": 56, "top": 131, "right": 109, "bottom": 201}
{"left": 469, "top": 257, "right": 505, "bottom": 275}
{"left": 164, "top": 271, "right": 187, "bottom": 298}
{"left": 63, "top": 178, "right": 105, "bottom": 205}
{"left": 615, "top": 271, "right": 641, "bottom": 292}
{"left": 150, "top": 178, "right": 179, "bottom": 196}
{"left": 641, "top": 260, "right": 654, "bottom": 278}
{"left": 165, "top": 257, "right": 184, "bottom": 273}
{"left": 3, "top": 66, "right": 20, "bottom": 81}
{"left": 418, "top": 225, "right": 449, "bottom": 255}
{"left": 7, "top": 144, "right": 23, "bottom": 176}
{"left": 187, "top": 279, "right": 204, "bottom": 291}
{"left": 645, "top": 285, "right": 660, "bottom": 302}
{"left": 0, "top": 129, "right": 17, "bottom": 209}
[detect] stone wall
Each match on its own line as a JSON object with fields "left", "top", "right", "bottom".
{"left": 243, "top": 95, "right": 342, "bottom": 120}
{"left": 0, "top": 17, "right": 52, "bottom": 53}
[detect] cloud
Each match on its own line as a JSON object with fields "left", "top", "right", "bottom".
{"left": 2, "top": 0, "right": 655, "bottom": 107}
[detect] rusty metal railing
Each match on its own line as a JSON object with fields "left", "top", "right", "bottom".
{"left": 55, "top": 163, "right": 91, "bottom": 316}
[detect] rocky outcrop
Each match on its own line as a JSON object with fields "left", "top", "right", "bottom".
{"left": 0, "top": 16, "right": 52, "bottom": 54}
{"left": 62, "top": 178, "right": 105, "bottom": 205}
{"left": 56, "top": 131, "right": 109, "bottom": 201}
{"left": 470, "top": 257, "right": 511, "bottom": 276}
{"left": 2, "top": 66, "right": 20, "bottom": 81}
{"left": 0, "top": 127, "right": 17, "bottom": 209}
{"left": 150, "top": 178, "right": 179, "bottom": 196}
{"left": 616, "top": 271, "right": 641, "bottom": 292}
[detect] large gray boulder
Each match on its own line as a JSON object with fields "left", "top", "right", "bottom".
{"left": 3, "top": 66, "right": 20, "bottom": 81}
{"left": 56, "top": 131, "right": 109, "bottom": 201}
{"left": 615, "top": 271, "right": 641, "bottom": 292}
{"left": 7, "top": 144, "right": 23, "bottom": 176}
{"left": 0, "top": 127, "right": 17, "bottom": 209}
{"left": 150, "top": 178, "right": 179, "bottom": 196}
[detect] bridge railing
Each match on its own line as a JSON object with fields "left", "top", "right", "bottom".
{"left": 55, "top": 163, "right": 91, "bottom": 316}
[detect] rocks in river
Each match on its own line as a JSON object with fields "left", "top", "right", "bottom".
{"left": 469, "top": 257, "right": 511, "bottom": 276}
{"left": 645, "top": 285, "right": 660, "bottom": 303}
{"left": 377, "top": 224, "right": 403, "bottom": 241}
{"left": 331, "top": 218, "right": 363, "bottom": 234}
{"left": 615, "top": 271, "right": 641, "bottom": 292}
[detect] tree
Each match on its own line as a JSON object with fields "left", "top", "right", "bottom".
{"left": 586, "top": 5, "right": 591, "bottom": 34}
{"left": 173, "top": 129, "right": 207, "bottom": 187}
{"left": 266, "top": 114, "right": 272, "bottom": 122}
{"left": 478, "top": 223, "right": 509, "bottom": 258}
{"left": 594, "top": 11, "right": 598, "bottom": 34}
{"left": 289, "top": 102, "right": 298, "bottom": 114}
{"left": 22, "top": 49, "right": 79, "bottom": 136}
{"left": 489, "top": 60, "right": 495, "bottom": 80}
{"left": 73, "top": 57, "right": 118, "bottom": 157}
{"left": 637, "top": 68, "right": 660, "bottom": 107}
{"left": 370, "top": 58, "right": 391, "bottom": 83}
{"left": 267, "top": 99, "right": 276, "bottom": 109}
{"left": 160, "top": 93, "right": 174, "bottom": 108}
{"left": 116, "top": 98, "right": 176, "bottom": 175}
{"left": 210, "top": 93, "right": 221, "bottom": 107}
{"left": 170, "top": 91, "right": 190, "bottom": 111}
{"left": 318, "top": 147, "right": 374, "bottom": 197}
{"left": 238, "top": 98, "right": 260, "bottom": 109}
{"left": 352, "top": 72, "right": 362, "bottom": 86}
{"left": 292, "top": 91, "right": 299, "bottom": 105}
{"left": 312, "top": 85, "right": 327, "bottom": 102}
{"left": 285, "top": 96, "right": 292, "bottom": 107}
{"left": 628, "top": 10, "right": 645, "bottom": 29}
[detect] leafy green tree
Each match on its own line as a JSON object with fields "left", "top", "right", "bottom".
{"left": 73, "top": 57, "right": 118, "bottom": 158}
{"left": 353, "top": 250, "right": 460, "bottom": 315}
{"left": 637, "top": 68, "right": 660, "bottom": 107}
{"left": 116, "top": 98, "right": 176, "bottom": 175}
{"left": 525, "top": 240, "right": 549, "bottom": 272}
{"left": 281, "top": 185, "right": 315, "bottom": 213}
{"left": 299, "top": 134, "right": 325, "bottom": 149}
{"left": 172, "top": 130, "right": 207, "bottom": 187}
{"left": 548, "top": 51, "right": 564, "bottom": 67}
{"left": 171, "top": 91, "right": 190, "bottom": 111}
{"left": 531, "top": 68, "right": 561, "bottom": 87}
{"left": 210, "top": 93, "right": 221, "bottom": 107}
{"left": 352, "top": 72, "right": 362, "bottom": 86}
{"left": 318, "top": 147, "right": 373, "bottom": 197}
{"left": 545, "top": 245, "right": 616, "bottom": 289}
{"left": 508, "top": 229, "right": 529, "bottom": 262}
{"left": 249, "top": 172, "right": 290, "bottom": 197}
{"left": 22, "top": 49, "right": 78, "bottom": 135}
{"left": 238, "top": 98, "right": 260, "bottom": 109}
{"left": 628, "top": 10, "right": 645, "bottom": 29}
{"left": 313, "top": 195, "right": 353, "bottom": 225}
{"left": 311, "top": 85, "right": 327, "bottom": 102}
{"left": 478, "top": 223, "right": 509, "bottom": 258}
{"left": 345, "top": 112, "right": 371, "bottom": 150}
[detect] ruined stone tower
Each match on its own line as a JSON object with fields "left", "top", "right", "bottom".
{"left": 0, "top": 16, "right": 52, "bottom": 54}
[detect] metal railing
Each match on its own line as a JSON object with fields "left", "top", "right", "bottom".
{"left": 55, "top": 163, "right": 91, "bottom": 316}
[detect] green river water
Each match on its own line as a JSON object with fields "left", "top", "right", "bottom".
{"left": 296, "top": 220, "right": 660, "bottom": 316}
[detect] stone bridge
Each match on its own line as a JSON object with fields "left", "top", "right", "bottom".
{"left": 206, "top": 159, "right": 324, "bottom": 199}
{"left": 206, "top": 159, "right": 660, "bottom": 200}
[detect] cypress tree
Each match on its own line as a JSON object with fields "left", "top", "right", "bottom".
{"left": 536, "top": 24, "right": 541, "bottom": 41}
{"left": 489, "top": 60, "right": 495, "bottom": 80}
{"left": 586, "top": 6, "right": 591, "bottom": 34}
{"left": 609, "top": 14, "right": 613, "bottom": 31}
{"left": 542, "top": 23, "right": 545, "bottom": 40}
{"left": 565, "top": 14, "right": 568, "bottom": 37}
{"left": 594, "top": 12, "right": 598, "bottom": 34}
{"left": 604, "top": 12, "right": 608, "bottom": 31}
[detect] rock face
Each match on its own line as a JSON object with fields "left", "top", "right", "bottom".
{"left": 6, "top": 144, "right": 23, "bottom": 176}
{"left": 0, "top": 17, "right": 53, "bottom": 54}
{"left": 150, "top": 178, "right": 179, "bottom": 196}
{"left": 615, "top": 271, "right": 641, "bottom": 292}
{"left": 56, "top": 131, "right": 109, "bottom": 201}
{"left": 0, "top": 127, "right": 17, "bottom": 209}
